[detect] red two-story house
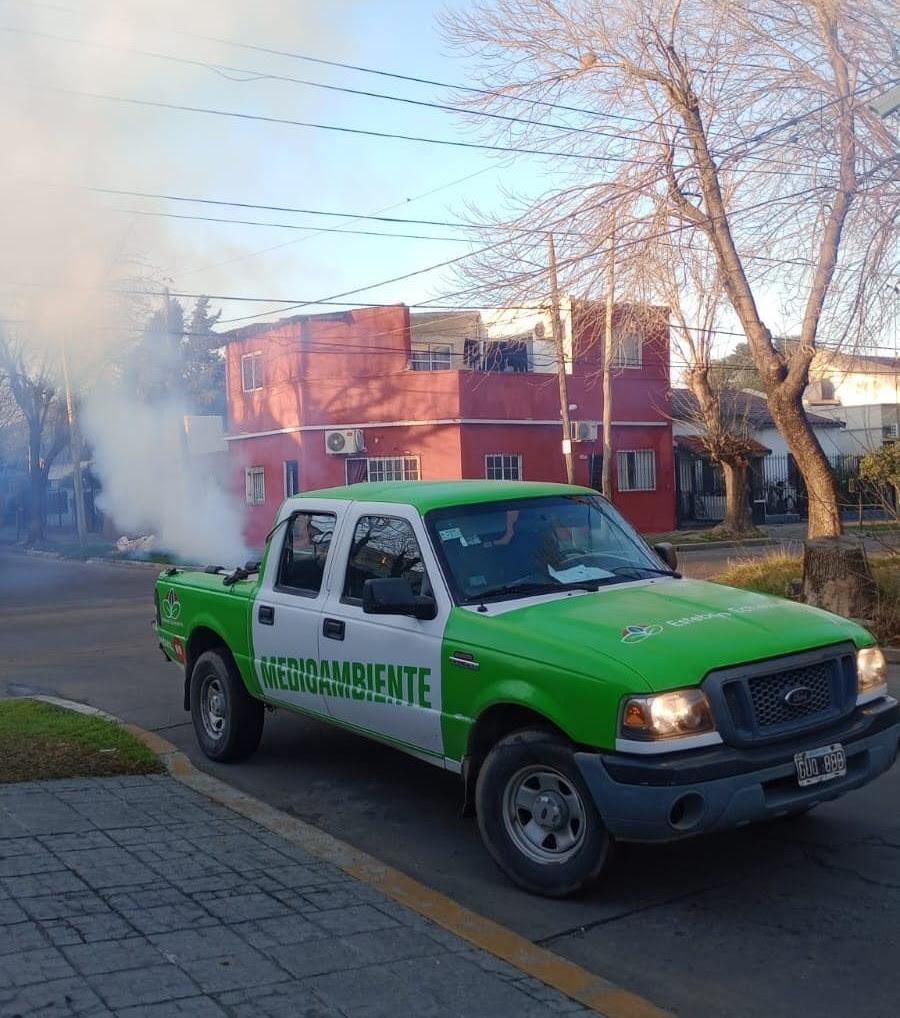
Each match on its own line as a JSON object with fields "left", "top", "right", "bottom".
{"left": 224, "top": 301, "right": 675, "bottom": 546}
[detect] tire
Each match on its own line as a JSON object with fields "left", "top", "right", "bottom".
{"left": 475, "top": 728, "right": 614, "bottom": 898}
{"left": 190, "top": 649, "right": 264, "bottom": 762}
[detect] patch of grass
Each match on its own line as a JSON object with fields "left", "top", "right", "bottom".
{"left": 712, "top": 551, "right": 900, "bottom": 645}
{"left": 712, "top": 551, "right": 803, "bottom": 598}
{"left": 0, "top": 700, "right": 165, "bottom": 784}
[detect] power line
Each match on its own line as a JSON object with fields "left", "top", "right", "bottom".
{"left": 92, "top": 188, "right": 883, "bottom": 273}
{"left": 84, "top": 187, "right": 545, "bottom": 233}
{"left": 113, "top": 208, "right": 472, "bottom": 244}
{"left": 180, "top": 164, "right": 501, "bottom": 277}
{"left": 3, "top": 11, "right": 884, "bottom": 175}
{"left": 0, "top": 23, "right": 661, "bottom": 149}
{"left": 213, "top": 182, "right": 833, "bottom": 326}
{"left": 4, "top": 80, "right": 628, "bottom": 163}
{"left": 11, "top": 76, "right": 860, "bottom": 178}
{"left": 0, "top": 0, "right": 657, "bottom": 129}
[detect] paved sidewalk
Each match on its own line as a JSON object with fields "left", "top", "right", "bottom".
{"left": 0, "top": 775, "right": 618, "bottom": 1018}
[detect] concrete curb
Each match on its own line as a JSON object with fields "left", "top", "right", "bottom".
{"left": 24, "top": 695, "right": 671, "bottom": 1018}
{"left": 675, "top": 538, "right": 776, "bottom": 553}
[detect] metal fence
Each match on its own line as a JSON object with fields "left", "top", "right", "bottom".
{"left": 677, "top": 451, "right": 896, "bottom": 526}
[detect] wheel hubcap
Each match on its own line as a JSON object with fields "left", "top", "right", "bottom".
{"left": 502, "top": 765, "right": 588, "bottom": 864}
{"left": 533, "top": 791, "right": 568, "bottom": 831}
{"left": 201, "top": 677, "right": 227, "bottom": 741}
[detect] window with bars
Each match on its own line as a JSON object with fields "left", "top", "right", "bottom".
{"left": 245, "top": 466, "right": 266, "bottom": 504}
{"left": 616, "top": 450, "right": 656, "bottom": 492}
{"left": 241, "top": 352, "right": 263, "bottom": 391}
{"left": 612, "top": 327, "right": 643, "bottom": 369}
{"left": 485, "top": 453, "right": 523, "bottom": 480}
{"left": 365, "top": 456, "right": 421, "bottom": 482}
{"left": 410, "top": 344, "right": 452, "bottom": 371}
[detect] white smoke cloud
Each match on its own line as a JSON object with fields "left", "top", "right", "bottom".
{"left": 1, "top": 1, "right": 358, "bottom": 562}
{"left": 82, "top": 393, "right": 251, "bottom": 565}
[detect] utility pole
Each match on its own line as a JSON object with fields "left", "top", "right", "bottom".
{"left": 601, "top": 215, "right": 616, "bottom": 499}
{"left": 547, "top": 233, "right": 575, "bottom": 484}
{"left": 61, "top": 334, "right": 87, "bottom": 547}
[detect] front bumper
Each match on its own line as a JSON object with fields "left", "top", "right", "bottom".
{"left": 575, "top": 696, "right": 900, "bottom": 842}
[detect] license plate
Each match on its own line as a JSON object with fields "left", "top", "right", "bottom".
{"left": 794, "top": 743, "right": 847, "bottom": 787}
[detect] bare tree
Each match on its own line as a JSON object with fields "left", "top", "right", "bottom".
{"left": 631, "top": 236, "right": 764, "bottom": 534}
{"left": 443, "top": 0, "right": 898, "bottom": 542}
{"left": 0, "top": 326, "right": 70, "bottom": 544}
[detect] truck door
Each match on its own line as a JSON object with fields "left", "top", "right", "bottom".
{"left": 250, "top": 506, "right": 337, "bottom": 720}
{"left": 319, "top": 505, "right": 450, "bottom": 764}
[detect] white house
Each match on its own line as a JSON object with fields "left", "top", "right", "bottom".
{"left": 669, "top": 388, "right": 845, "bottom": 524}
{"left": 804, "top": 350, "right": 899, "bottom": 453}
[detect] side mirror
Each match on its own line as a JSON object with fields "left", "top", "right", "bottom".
{"left": 362, "top": 577, "right": 437, "bottom": 620}
{"left": 653, "top": 542, "right": 678, "bottom": 571}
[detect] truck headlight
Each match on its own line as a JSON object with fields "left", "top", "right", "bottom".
{"left": 620, "top": 688, "right": 716, "bottom": 741}
{"left": 857, "top": 646, "right": 887, "bottom": 704}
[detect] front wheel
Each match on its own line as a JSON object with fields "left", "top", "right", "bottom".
{"left": 475, "top": 729, "right": 614, "bottom": 897}
{"left": 190, "top": 649, "right": 264, "bottom": 762}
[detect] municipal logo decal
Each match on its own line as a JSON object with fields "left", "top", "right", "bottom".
{"left": 621, "top": 623, "right": 662, "bottom": 644}
{"left": 161, "top": 588, "right": 181, "bottom": 622}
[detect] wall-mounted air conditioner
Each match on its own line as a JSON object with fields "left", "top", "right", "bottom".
{"left": 569, "top": 420, "right": 599, "bottom": 442}
{"left": 325, "top": 429, "right": 365, "bottom": 455}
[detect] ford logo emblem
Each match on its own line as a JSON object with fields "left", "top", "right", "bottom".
{"left": 783, "top": 686, "right": 813, "bottom": 708}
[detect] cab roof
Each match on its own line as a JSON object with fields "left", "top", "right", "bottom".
{"left": 284, "top": 480, "right": 597, "bottom": 515}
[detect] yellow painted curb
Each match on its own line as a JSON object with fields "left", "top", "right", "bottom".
{"left": 119, "top": 724, "right": 671, "bottom": 1018}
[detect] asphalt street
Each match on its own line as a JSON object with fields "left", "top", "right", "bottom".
{"left": 1, "top": 546, "right": 898, "bottom": 1018}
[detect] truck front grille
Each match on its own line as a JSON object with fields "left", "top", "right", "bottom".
{"left": 705, "top": 645, "right": 857, "bottom": 747}
{"left": 745, "top": 662, "right": 833, "bottom": 729}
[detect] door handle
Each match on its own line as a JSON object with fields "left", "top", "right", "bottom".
{"left": 258, "top": 604, "right": 275, "bottom": 626}
{"left": 322, "top": 617, "right": 345, "bottom": 641}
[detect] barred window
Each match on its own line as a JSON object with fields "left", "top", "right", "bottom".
{"left": 612, "top": 327, "right": 643, "bottom": 369}
{"left": 616, "top": 450, "right": 656, "bottom": 492}
{"left": 241, "top": 352, "right": 263, "bottom": 391}
{"left": 410, "top": 344, "right": 452, "bottom": 371}
{"left": 485, "top": 453, "right": 523, "bottom": 480}
{"left": 366, "top": 456, "right": 421, "bottom": 482}
{"left": 245, "top": 466, "right": 266, "bottom": 504}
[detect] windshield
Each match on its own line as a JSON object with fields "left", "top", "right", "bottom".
{"left": 427, "top": 494, "right": 674, "bottom": 604}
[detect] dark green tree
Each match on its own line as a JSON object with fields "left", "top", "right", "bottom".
{"left": 708, "top": 343, "right": 764, "bottom": 393}
{"left": 183, "top": 297, "right": 225, "bottom": 416}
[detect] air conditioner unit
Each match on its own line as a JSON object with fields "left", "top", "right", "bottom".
{"left": 570, "top": 420, "right": 598, "bottom": 442}
{"left": 324, "top": 429, "right": 365, "bottom": 455}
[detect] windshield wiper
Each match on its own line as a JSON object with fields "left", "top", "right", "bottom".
{"left": 612, "top": 565, "right": 682, "bottom": 579}
{"left": 462, "top": 577, "right": 613, "bottom": 604}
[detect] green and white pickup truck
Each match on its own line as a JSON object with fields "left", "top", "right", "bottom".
{"left": 154, "top": 480, "right": 899, "bottom": 897}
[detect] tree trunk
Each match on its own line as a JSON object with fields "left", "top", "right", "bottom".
{"left": 802, "top": 537, "right": 877, "bottom": 621}
{"left": 26, "top": 466, "right": 48, "bottom": 545}
{"left": 767, "top": 389, "right": 842, "bottom": 538}
{"left": 716, "top": 460, "right": 754, "bottom": 535}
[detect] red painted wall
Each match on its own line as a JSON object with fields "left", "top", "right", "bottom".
{"left": 226, "top": 304, "right": 675, "bottom": 548}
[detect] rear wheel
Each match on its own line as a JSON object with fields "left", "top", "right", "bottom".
{"left": 190, "top": 649, "right": 264, "bottom": 762}
{"left": 475, "top": 728, "right": 614, "bottom": 897}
